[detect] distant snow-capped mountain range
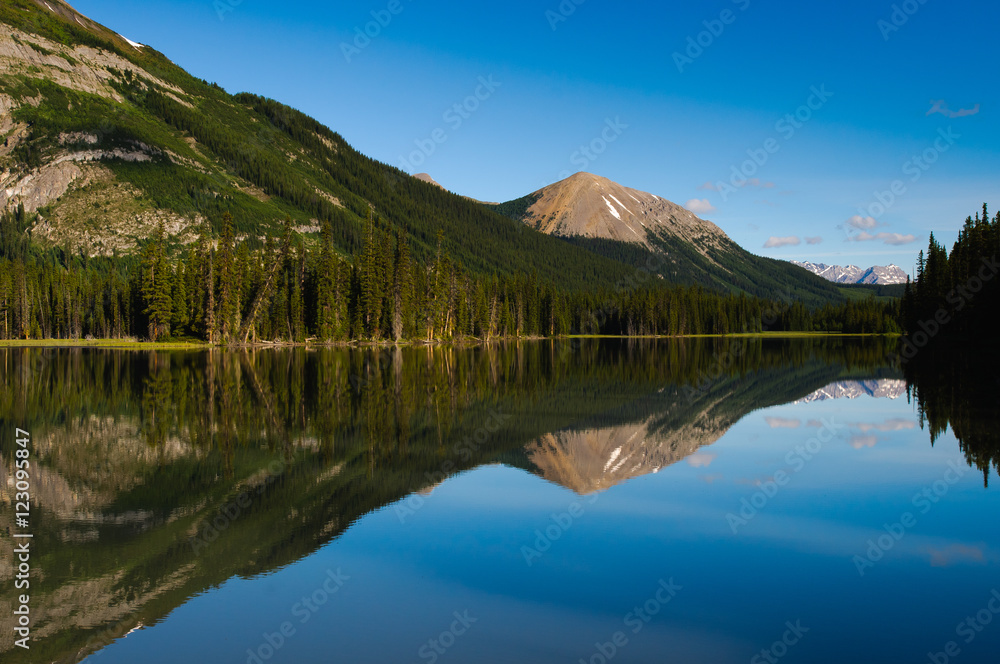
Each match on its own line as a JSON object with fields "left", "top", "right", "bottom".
{"left": 793, "top": 379, "right": 907, "bottom": 404}
{"left": 790, "top": 261, "right": 909, "bottom": 285}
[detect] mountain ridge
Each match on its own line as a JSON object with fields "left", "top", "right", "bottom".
{"left": 791, "top": 260, "right": 909, "bottom": 285}
{"left": 489, "top": 172, "right": 853, "bottom": 307}
{"left": 0, "top": 0, "right": 649, "bottom": 293}
{"left": 1, "top": 0, "right": 887, "bottom": 313}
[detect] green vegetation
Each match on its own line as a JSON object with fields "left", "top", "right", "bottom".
{"left": 901, "top": 204, "right": 999, "bottom": 341}
{"left": 490, "top": 196, "right": 853, "bottom": 308}
{"left": 0, "top": 204, "right": 903, "bottom": 343}
{"left": 0, "top": 0, "right": 902, "bottom": 344}
{"left": 903, "top": 345, "right": 1000, "bottom": 487}
{"left": 0, "top": 338, "right": 904, "bottom": 661}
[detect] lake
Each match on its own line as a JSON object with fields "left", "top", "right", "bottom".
{"left": 1, "top": 338, "right": 998, "bottom": 663}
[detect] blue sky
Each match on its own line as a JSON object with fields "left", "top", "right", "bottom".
{"left": 72, "top": 0, "right": 1000, "bottom": 273}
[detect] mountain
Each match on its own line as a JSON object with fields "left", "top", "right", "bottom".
{"left": 0, "top": 0, "right": 642, "bottom": 292}
{"left": 0, "top": 339, "right": 904, "bottom": 661}
{"left": 511, "top": 171, "right": 730, "bottom": 251}
{"left": 0, "top": 0, "right": 884, "bottom": 323}
{"left": 489, "top": 173, "right": 849, "bottom": 307}
{"left": 792, "top": 378, "right": 907, "bottom": 404}
{"left": 791, "top": 261, "right": 909, "bottom": 285}
{"left": 413, "top": 172, "right": 445, "bottom": 190}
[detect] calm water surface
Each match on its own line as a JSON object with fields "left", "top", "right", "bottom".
{"left": 0, "top": 339, "right": 997, "bottom": 663}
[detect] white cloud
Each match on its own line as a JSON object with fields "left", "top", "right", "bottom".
{"left": 763, "top": 236, "right": 801, "bottom": 248}
{"left": 927, "top": 99, "right": 980, "bottom": 119}
{"left": 879, "top": 232, "right": 918, "bottom": 245}
{"left": 850, "top": 418, "right": 916, "bottom": 432}
{"left": 849, "top": 231, "right": 918, "bottom": 246}
{"left": 951, "top": 104, "right": 980, "bottom": 118}
{"left": 846, "top": 215, "right": 878, "bottom": 230}
{"left": 686, "top": 198, "right": 716, "bottom": 214}
{"left": 686, "top": 453, "right": 716, "bottom": 468}
{"left": 697, "top": 182, "right": 717, "bottom": 191}
{"left": 765, "top": 417, "right": 801, "bottom": 428}
{"left": 740, "top": 178, "right": 776, "bottom": 189}
{"left": 850, "top": 435, "right": 878, "bottom": 449}
{"left": 805, "top": 236, "right": 823, "bottom": 245}
{"left": 928, "top": 544, "right": 986, "bottom": 567}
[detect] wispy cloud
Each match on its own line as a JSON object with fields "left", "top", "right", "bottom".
{"left": 846, "top": 215, "right": 879, "bottom": 230}
{"left": 765, "top": 416, "right": 801, "bottom": 428}
{"left": 849, "top": 434, "right": 878, "bottom": 449}
{"left": 741, "top": 178, "right": 775, "bottom": 189}
{"left": 686, "top": 453, "right": 716, "bottom": 468}
{"left": 926, "top": 99, "right": 980, "bottom": 119}
{"left": 850, "top": 418, "right": 916, "bottom": 432}
{"left": 927, "top": 544, "right": 986, "bottom": 567}
{"left": 698, "top": 181, "right": 717, "bottom": 191}
{"left": 805, "top": 236, "right": 823, "bottom": 245}
{"left": 848, "top": 231, "right": 918, "bottom": 246}
{"left": 763, "top": 236, "right": 801, "bottom": 249}
{"left": 686, "top": 198, "right": 716, "bottom": 214}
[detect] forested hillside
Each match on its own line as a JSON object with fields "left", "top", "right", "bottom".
{"left": 0, "top": 0, "right": 640, "bottom": 290}
{"left": 0, "top": 204, "right": 901, "bottom": 342}
{"left": 0, "top": 0, "right": 905, "bottom": 343}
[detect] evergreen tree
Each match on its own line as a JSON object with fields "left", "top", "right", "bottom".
{"left": 140, "top": 222, "right": 173, "bottom": 341}
{"left": 216, "top": 212, "right": 240, "bottom": 342}
{"left": 172, "top": 259, "right": 189, "bottom": 334}
{"left": 392, "top": 229, "right": 412, "bottom": 342}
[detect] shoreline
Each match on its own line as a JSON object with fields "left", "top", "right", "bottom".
{"left": 0, "top": 332, "right": 900, "bottom": 350}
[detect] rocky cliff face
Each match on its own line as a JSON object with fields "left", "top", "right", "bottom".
{"left": 0, "top": 20, "right": 209, "bottom": 254}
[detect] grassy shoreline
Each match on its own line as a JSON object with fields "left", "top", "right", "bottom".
{"left": 0, "top": 332, "right": 899, "bottom": 350}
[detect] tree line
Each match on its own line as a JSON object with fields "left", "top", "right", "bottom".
{"left": 0, "top": 208, "right": 902, "bottom": 343}
{"left": 901, "top": 204, "right": 999, "bottom": 341}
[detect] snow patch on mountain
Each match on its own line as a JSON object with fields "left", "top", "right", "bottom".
{"left": 791, "top": 260, "right": 909, "bottom": 285}
{"left": 603, "top": 195, "right": 621, "bottom": 220}
{"left": 794, "top": 379, "right": 907, "bottom": 404}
